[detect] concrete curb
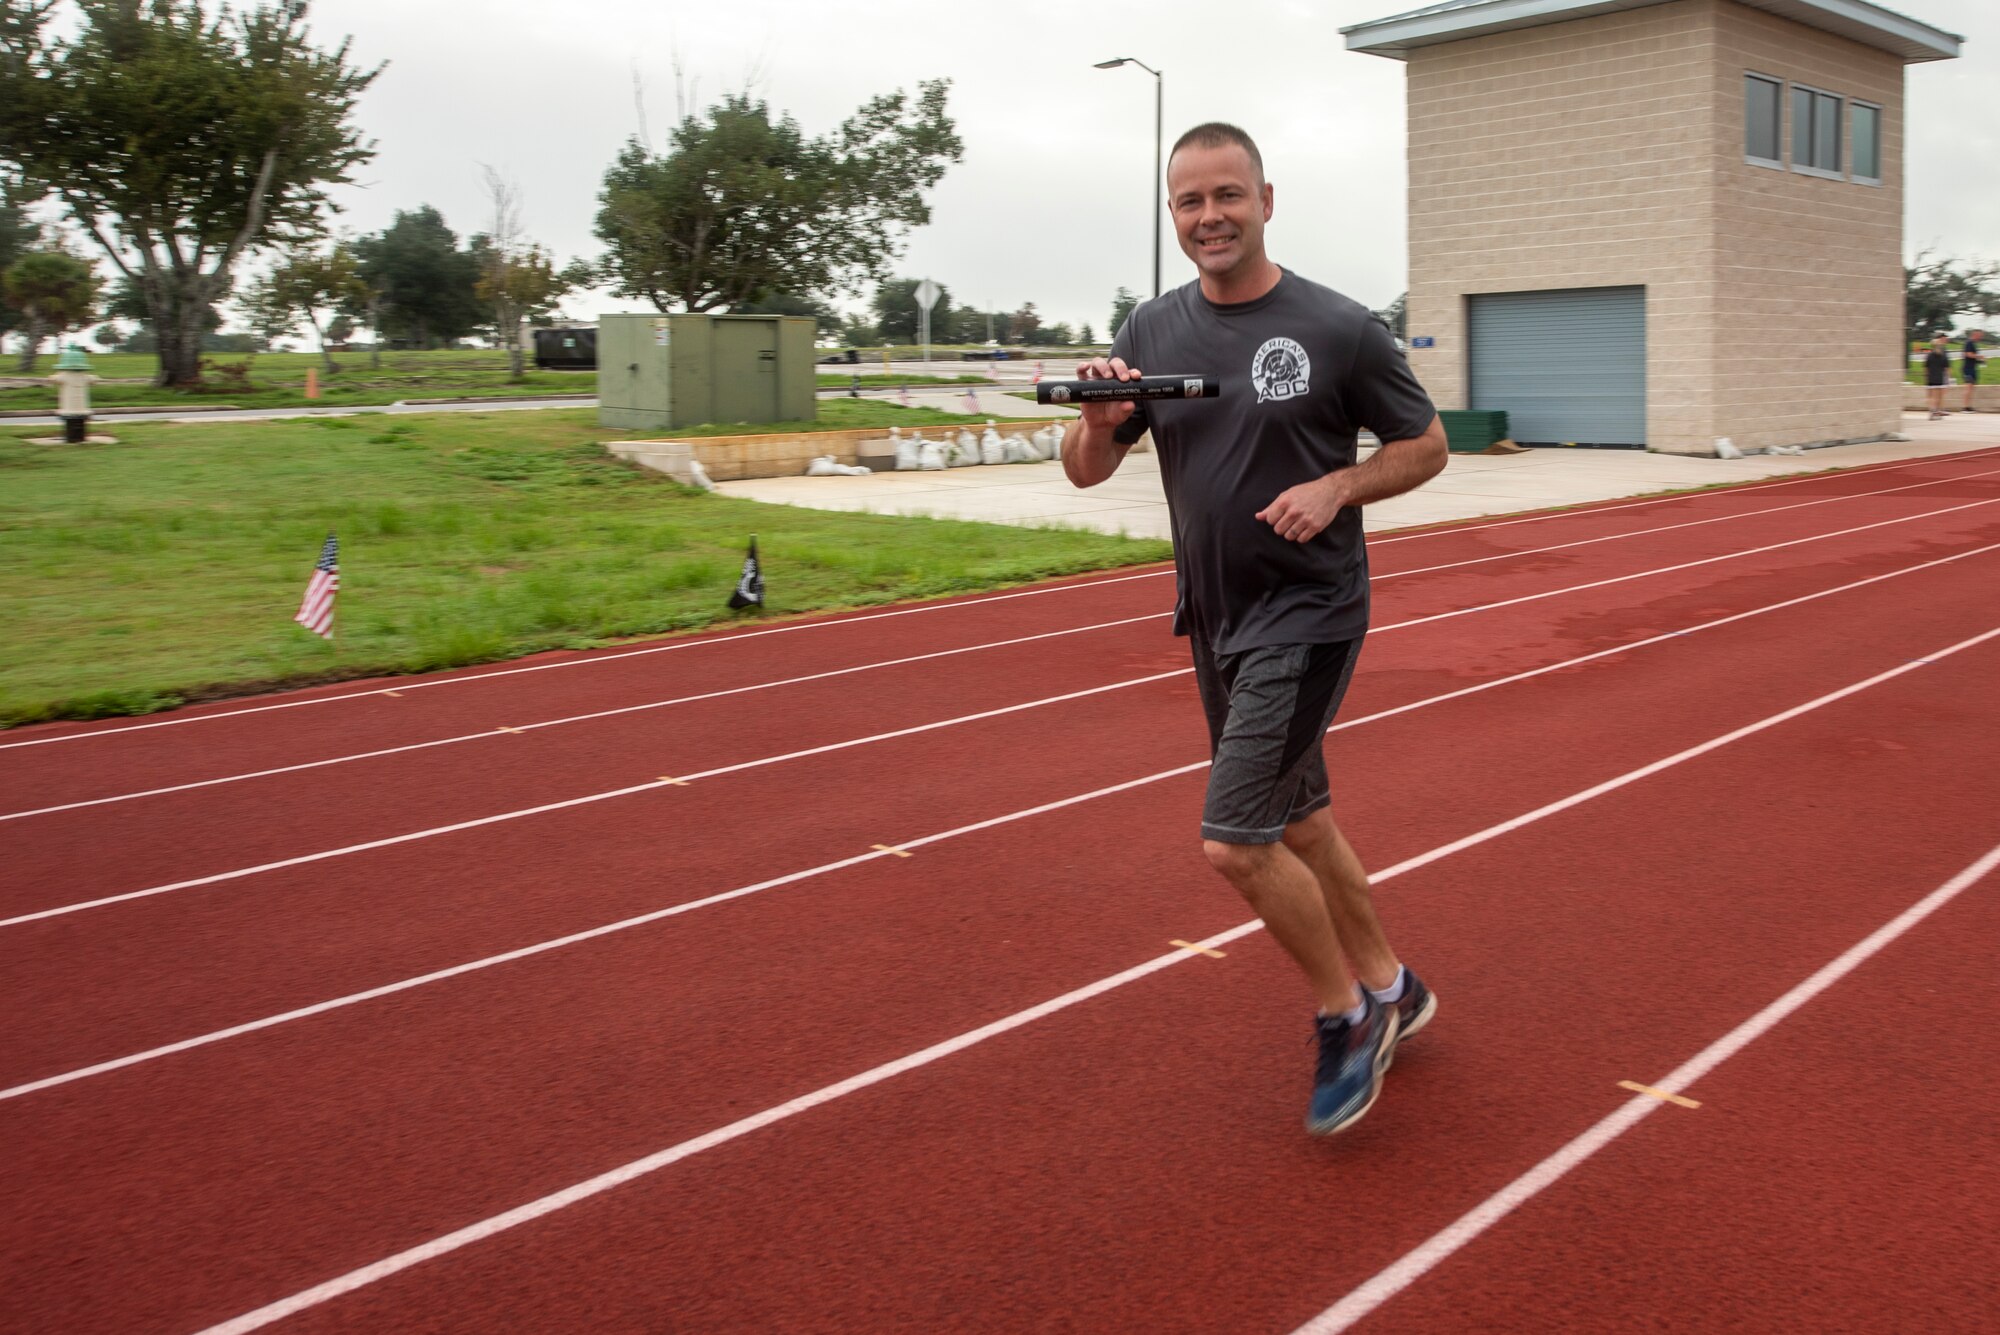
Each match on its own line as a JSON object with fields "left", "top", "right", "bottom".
{"left": 0, "top": 404, "right": 245, "bottom": 419}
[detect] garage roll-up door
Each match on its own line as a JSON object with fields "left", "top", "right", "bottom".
{"left": 1468, "top": 286, "right": 1646, "bottom": 447}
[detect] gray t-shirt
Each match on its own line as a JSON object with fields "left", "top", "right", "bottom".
{"left": 1108, "top": 269, "right": 1436, "bottom": 653}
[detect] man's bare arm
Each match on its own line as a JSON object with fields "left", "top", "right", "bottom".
{"left": 1060, "top": 355, "right": 1142, "bottom": 488}
{"left": 1255, "top": 415, "right": 1450, "bottom": 543}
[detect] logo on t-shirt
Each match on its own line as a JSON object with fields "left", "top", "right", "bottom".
{"left": 1251, "top": 337, "right": 1311, "bottom": 402}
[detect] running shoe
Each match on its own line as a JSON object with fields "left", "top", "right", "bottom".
{"left": 1306, "top": 993, "right": 1399, "bottom": 1137}
{"left": 1389, "top": 969, "right": 1438, "bottom": 1051}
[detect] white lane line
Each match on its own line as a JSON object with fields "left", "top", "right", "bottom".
{"left": 13, "top": 448, "right": 1995, "bottom": 752}
{"left": 1367, "top": 496, "right": 2000, "bottom": 636}
{"left": 0, "top": 614, "right": 1170, "bottom": 822}
{"left": 0, "top": 569, "right": 1175, "bottom": 751}
{"left": 10, "top": 514, "right": 1998, "bottom": 927}
{"left": 187, "top": 628, "right": 2000, "bottom": 1335}
{"left": 1325, "top": 541, "right": 2000, "bottom": 737}
{"left": 23, "top": 462, "right": 1998, "bottom": 824}
{"left": 1291, "top": 837, "right": 2000, "bottom": 1335}
{"left": 1375, "top": 464, "right": 2000, "bottom": 582}
{"left": 1366, "top": 444, "right": 2000, "bottom": 549}
{"left": 11, "top": 547, "right": 1997, "bottom": 1101}
{"left": 0, "top": 671, "right": 1190, "bottom": 929}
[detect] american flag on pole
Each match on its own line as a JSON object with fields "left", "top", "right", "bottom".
{"left": 295, "top": 533, "right": 339, "bottom": 639}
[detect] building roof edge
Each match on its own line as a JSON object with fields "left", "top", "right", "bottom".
{"left": 1340, "top": 0, "right": 1962, "bottom": 64}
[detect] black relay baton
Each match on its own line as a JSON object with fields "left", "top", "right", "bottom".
{"left": 1036, "top": 375, "right": 1221, "bottom": 406}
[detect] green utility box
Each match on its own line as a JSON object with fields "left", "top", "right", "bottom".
{"left": 597, "top": 314, "right": 816, "bottom": 431}
{"left": 1438, "top": 409, "right": 1510, "bottom": 452}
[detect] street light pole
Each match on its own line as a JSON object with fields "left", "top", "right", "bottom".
{"left": 1151, "top": 70, "right": 1162, "bottom": 299}
{"left": 1094, "top": 56, "right": 1163, "bottom": 300}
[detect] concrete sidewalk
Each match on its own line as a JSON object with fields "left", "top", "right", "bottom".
{"left": 717, "top": 411, "right": 1998, "bottom": 540}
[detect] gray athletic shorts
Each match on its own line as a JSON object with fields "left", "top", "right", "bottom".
{"left": 1190, "top": 635, "right": 1363, "bottom": 844}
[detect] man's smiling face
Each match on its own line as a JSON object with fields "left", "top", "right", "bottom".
{"left": 1167, "top": 141, "right": 1274, "bottom": 284}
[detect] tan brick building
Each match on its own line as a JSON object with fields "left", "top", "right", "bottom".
{"left": 1344, "top": 0, "right": 1960, "bottom": 455}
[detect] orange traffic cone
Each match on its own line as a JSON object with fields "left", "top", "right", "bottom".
{"left": 305, "top": 367, "right": 320, "bottom": 400}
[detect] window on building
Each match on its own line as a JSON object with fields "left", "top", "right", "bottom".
{"left": 1852, "top": 102, "right": 1882, "bottom": 183}
{"left": 1792, "top": 86, "right": 1843, "bottom": 175}
{"left": 1745, "top": 75, "right": 1783, "bottom": 166}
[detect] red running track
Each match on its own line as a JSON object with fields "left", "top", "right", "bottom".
{"left": 2, "top": 448, "right": 1997, "bottom": 1334}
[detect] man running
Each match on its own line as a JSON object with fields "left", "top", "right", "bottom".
{"left": 1061, "top": 123, "right": 1449, "bottom": 1136}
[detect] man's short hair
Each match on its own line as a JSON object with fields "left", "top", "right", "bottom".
{"left": 1169, "top": 122, "right": 1264, "bottom": 180}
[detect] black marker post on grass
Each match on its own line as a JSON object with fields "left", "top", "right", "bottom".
{"left": 1035, "top": 375, "right": 1221, "bottom": 406}
{"left": 728, "top": 536, "right": 764, "bottom": 611}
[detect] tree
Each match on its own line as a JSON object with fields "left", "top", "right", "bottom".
{"left": 871, "top": 276, "right": 951, "bottom": 344}
{"left": 468, "top": 168, "right": 572, "bottom": 381}
{"left": 944, "top": 305, "right": 996, "bottom": 344}
{"left": 473, "top": 240, "right": 568, "bottom": 380}
{"left": 93, "top": 321, "right": 121, "bottom": 348}
{"left": 469, "top": 169, "right": 591, "bottom": 373}
{"left": 834, "top": 311, "right": 879, "bottom": 346}
{"left": 1044, "top": 321, "right": 1075, "bottom": 346}
{"left": 595, "top": 80, "right": 962, "bottom": 314}
{"left": 2, "top": 1, "right": 380, "bottom": 387}
{"left": 1005, "top": 303, "right": 1044, "bottom": 344}
{"left": 337, "top": 265, "right": 386, "bottom": 367}
{"left": 1078, "top": 322, "right": 1095, "bottom": 346}
{"left": 106, "top": 272, "right": 226, "bottom": 346}
{"left": 104, "top": 275, "right": 151, "bottom": 325}
{"left": 263, "top": 239, "right": 361, "bottom": 373}
{"left": 325, "top": 313, "right": 353, "bottom": 344}
{"left": 351, "top": 206, "right": 484, "bottom": 349}
{"left": 240, "top": 269, "right": 298, "bottom": 346}
{"left": 732, "top": 288, "right": 838, "bottom": 326}
{"left": 0, "top": 177, "right": 39, "bottom": 345}
{"left": 108, "top": 271, "right": 226, "bottom": 351}
{"left": 1906, "top": 251, "right": 1999, "bottom": 343}
{"left": 1374, "top": 292, "right": 1407, "bottom": 341}
{"left": 4, "top": 247, "right": 100, "bottom": 371}
{"left": 1108, "top": 287, "right": 1139, "bottom": 338}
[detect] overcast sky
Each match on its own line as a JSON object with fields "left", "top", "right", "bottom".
{"left": 291, "top": 0, "right": 1996, "bottom": 333}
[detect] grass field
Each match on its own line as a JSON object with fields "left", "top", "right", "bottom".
{"left": 0, "top": 349, "right": 588, "bottom": 412}
{"left": 0, "top": 348, "right": 988, "bottom": 413}
{"left": 0, "top": 405, "right": 1161, "bottom": 727}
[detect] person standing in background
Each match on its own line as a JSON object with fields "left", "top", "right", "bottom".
{"left": 1960, "top": 329, "right": 1985, "bottom": 413}
{"left": 1925, "top": 335, "right": 1952, "bottom": 420}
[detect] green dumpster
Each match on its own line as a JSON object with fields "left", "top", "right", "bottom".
{"left": 1437, "top": 409, "right": 1509, "bottom": 453}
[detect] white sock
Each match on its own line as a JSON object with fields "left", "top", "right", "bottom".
{"left": 1327, "top": 1001, "right": 1367, "bottom": 1027}
{"left": 1368, "top": 967, "right": 1408, "bottom": 1005}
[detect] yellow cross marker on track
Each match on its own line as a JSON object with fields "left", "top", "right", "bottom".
{"left": 1618, "top": 1080, "right": 1700, "bottom": 1109}
{"left": 657, "top": 776, "right": 689, "bottom": 786}
{"left": 871, "top": 844, "right": 912, "bottom": 858}
{"left": 1170, "top": 940, "right": 1226, "bottom": 958}
{"left": 495, "top": 727, "right": 525, "bottom": 734}
{"left": 381, "top": 690, "right": 403, "bottom": 697}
